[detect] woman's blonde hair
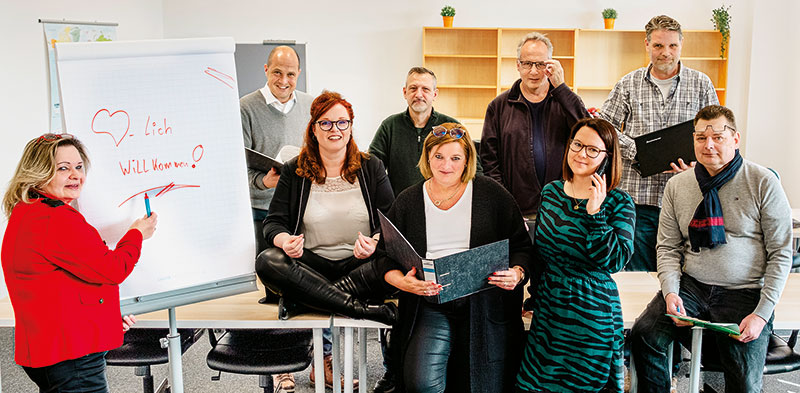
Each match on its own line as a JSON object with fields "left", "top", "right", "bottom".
{"left": 417, "top": 123, "right": 477, "bottom": 184}
{"left": 3, "top": 134, "right": 90, "bottom": 218}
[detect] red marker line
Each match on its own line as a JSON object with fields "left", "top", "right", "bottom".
{"left": 204, "top": 67, "right": 234, "bottom": 89}
{"left": 118, "top": 182, "right": 200, "bottom": 207}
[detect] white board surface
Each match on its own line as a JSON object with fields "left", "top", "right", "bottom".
{"left": 55, "top": 37, "right": 255, "bottom": 303}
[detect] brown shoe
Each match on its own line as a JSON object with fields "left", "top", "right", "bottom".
{"left": 310, "top": 355, "right": 359, "bottom": 389}
{"left": 272, "top": 373, "right": 295, "bottom": 393}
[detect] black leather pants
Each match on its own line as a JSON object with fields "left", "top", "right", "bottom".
{"left": 403, "top": 301, "right": 470, "bottom": 393}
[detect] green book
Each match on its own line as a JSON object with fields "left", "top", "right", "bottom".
{"left": 665, "top": 314, "right": 741, "bottom": 336}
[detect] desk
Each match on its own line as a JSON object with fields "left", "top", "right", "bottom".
{"left": 0, "top": 284, "right": 333, "bottom": 393}
{"left": 330, "top": 272, "right": 661, "bottom": 393}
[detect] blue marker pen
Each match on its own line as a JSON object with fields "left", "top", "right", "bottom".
{"left": 144, "top": 193, "right": 152, "bottom": 217}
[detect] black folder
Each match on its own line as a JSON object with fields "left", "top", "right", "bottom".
{"left": 244, "top": 147, "right": 283, "bottom": 172}
{"left": 633, "top": 120, "right": 696, "bottom": 177}
{"left": 378, "top": 211, "right": 508, "bottom": 303}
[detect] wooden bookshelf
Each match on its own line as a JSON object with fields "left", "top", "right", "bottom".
{"left": 422, "top": 27, "right": 729, "bottom": 135}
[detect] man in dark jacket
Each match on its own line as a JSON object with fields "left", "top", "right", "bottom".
{"left": 481, "top": 32, "right": 588, "bottom": 222}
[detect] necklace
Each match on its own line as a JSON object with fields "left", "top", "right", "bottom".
{"left": 427, "top": 180, "right": 461, "bottom": 207}
{"left": 566, "top": 182, "right": 582, "bottom": 210}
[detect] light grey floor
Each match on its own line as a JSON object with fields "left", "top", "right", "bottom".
{"left": 2, "top": 327, "right": 800, "bottom": 392}
{"left": 1, "top": 327, "right": 385, "bottom": 393}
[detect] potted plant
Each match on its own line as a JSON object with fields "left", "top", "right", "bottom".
{"left": 602, "top": 8, "right": 617, "bottom": 30}
{"left": 711, "top": 5, "right": 731, "bottom": 58}
{"left": 441, "top": 5, "right": 455, "bottom": 28}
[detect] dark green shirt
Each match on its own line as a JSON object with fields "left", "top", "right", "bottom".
{"left": 369, "top": 108, "right": 482, "bottom": 195}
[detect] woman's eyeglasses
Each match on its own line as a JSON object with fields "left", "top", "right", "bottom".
{"left": 316, "top": 119, "right": 352, "bottom": 132}
{"left": 569, "top": 139, "right": 607, "bottom": 158}
{"left": 431, "top": 125, "right": 465, "bottom": 140}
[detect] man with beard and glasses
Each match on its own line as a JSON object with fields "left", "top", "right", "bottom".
{"left": 601, "top": 15, "right": 719, "bottom": 273}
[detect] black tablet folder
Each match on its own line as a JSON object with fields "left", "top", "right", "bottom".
{"left": 378, "top": 211, "right": 508, "bottom": 303}
{"left": 633, "top": 120, "right": 696, "bottom": 177}
{"left": 244, "top": 147, "right": 283, "bottom": 172}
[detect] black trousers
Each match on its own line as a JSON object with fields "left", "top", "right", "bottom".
{"left": 23, "top": 351, "right": 109, "bottom": 393}
{"left": 404, "top": 300, "right": 470, "bottom": 393}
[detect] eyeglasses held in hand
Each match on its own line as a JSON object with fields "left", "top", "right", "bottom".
{"left": 316, "top": 119, "right": 352, "bottom": 132}
{"left": 431, "top": 125, "right": 465, "bottom": 139}
{"left": 693, "top": 124, "right": 736, "bottom": 134}
{"left": 569, "top": 139, "right": 607, "bottom": 158}
{"left": 518, "top": 60, "right": 547, "bottom": 71}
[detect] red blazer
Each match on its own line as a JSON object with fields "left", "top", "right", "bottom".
{"left": 1, "top": 196, "right": 142, "bottom": 367}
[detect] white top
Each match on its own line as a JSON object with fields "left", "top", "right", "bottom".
{"left": 260, "top": 84, "right": 296, "bottom": 114}
{"left": 302, "top": 177, "right": 370, "bottom": 260}
{"left": 423, "top": 181, "right": 473, "bottom": 259}
{"left": 650, "top": 72, "right": 678, "bottom": 101}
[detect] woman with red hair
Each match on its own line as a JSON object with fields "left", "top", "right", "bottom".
{"left": 256, "top": 91, "right": 397, "bottom": 326}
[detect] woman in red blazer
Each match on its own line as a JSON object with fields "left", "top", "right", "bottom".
{"left": 1, "top": 133, "right": 158, "bottom": 392}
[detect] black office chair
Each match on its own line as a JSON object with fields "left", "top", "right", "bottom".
{"left": 688, "top": 329, "right": 800, "bottom": 392}
{"left": 106, "top": 328, "right": 201, "bottom": 393}
{"left": 206, "top": 328, "right": 313, "bottom": 393}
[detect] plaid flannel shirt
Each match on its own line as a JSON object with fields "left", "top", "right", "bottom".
{"left": 601, "top": 63, "right": 719, "bottom": 207}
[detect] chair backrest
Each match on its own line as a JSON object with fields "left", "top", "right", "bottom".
{"left": 698, "top": 330, "right": 800, "bottom": 375}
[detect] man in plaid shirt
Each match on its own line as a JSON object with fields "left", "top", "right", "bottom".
{"left": 601, "top": 15, "right": 719, "bottom": 272}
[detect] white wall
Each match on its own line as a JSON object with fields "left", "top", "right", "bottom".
{"left": 744, "top": 0, "right": 799, "bottom": 206}
{"left": 161, "top": 0, "right": 755, "bottom": 150}
{"left": 0, "top": 0, "right": 795, "bottom": 296}
{"left": 0, "top": 0, "right": 164, "bottom": 296}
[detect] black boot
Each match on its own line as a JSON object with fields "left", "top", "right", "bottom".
{"left": 332, "top": 260, "right": 385, "bottom": 300}
{"left": 256, "top": 248, "right": 397, "bottom": 325}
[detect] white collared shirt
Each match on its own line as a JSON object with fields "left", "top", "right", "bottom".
{"left": 260, "top": 84, "right": 296, "bottom": 114}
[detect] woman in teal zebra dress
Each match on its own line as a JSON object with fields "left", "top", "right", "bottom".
{"left": 516, "top": 117, "right": 635, "bottom": 392}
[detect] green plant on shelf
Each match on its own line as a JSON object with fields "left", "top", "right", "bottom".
{"left": 601, "top": 8, "right": 617, "bottom": 19}
{"left": 441, "top": 5, "right": 456, "bottom": 17}
{"left": 711, "top": 5, "right": 731, "bottom": 57}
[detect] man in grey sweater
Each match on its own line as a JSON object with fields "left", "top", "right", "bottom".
{"left": 630, "top": 105, "right": 792, "bottom": 393}
{"left": 241, "top": 46, "right": 313, "bottom": 253}
{"left": 240, "top": 45, "right": 313, "bottom": 392}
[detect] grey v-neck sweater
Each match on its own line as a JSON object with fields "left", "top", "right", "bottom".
{"left": 240, "top": 90, "right": 313, "bottom": 210}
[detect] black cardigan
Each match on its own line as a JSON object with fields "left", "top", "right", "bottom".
{"left": 263, "top": 155, "right": 394, "bottom": 247}
{"left": 377, "top": 175, "right": 534, "bottom": 393}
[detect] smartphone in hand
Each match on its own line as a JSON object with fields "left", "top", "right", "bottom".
{"left": 595, "top": 156, "right": 609, "bottom": 176}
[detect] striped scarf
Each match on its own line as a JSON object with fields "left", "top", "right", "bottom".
{"left": 688, "top": 150, "right": 743, "bottom": 252}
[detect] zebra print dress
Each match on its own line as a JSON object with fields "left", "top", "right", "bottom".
{"left": 516, "top": 181, "right": 635, "bottom": 393}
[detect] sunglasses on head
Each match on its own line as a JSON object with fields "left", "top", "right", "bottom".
{"left": 36, "top": 133, "right": 74, "bottom": 143}
{"left": 431, "top": 125, "right": 465, "bottom": 140}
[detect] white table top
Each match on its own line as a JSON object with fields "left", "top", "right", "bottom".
{"left": 0, "top": 282, "right": 332, "bottom": 329}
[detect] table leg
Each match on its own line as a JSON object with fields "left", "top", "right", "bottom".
{"left": 688, "top": 327, "right": 704, "bottom": 393}
{"left": 313, "top": 328, "right": 325, "bottom": 393}
{"left": 344, "top": 327, "right": 354, "bottom": 393}
{"left": 165, "top": 308, "right": 184, "bottom": 393}
{"left": 358, "top": 328, "right": 367, "bottom": 393}
{"left": 333, "top": 327, "right": 342, "bottom": 393}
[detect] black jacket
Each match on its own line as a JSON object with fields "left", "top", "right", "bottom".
{"left": 377, "top": 175, "right": 534, "bottom": 393}
{"left": 481, "top": 80, "right": 589, "bottom": 215}
{"left": 263, "top": 155, "right": 394, "bottom": 246}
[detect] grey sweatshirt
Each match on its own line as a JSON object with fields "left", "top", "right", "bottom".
{"left": 656, "top": 159, "right": 793, "bottom": 321}
{"left": 240, "top": 90, "right": 313, "bottom": 210}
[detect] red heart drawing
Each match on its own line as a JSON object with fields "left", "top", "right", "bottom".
{"left": 91, "top": 109, "right": 130, "bottom": 147}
